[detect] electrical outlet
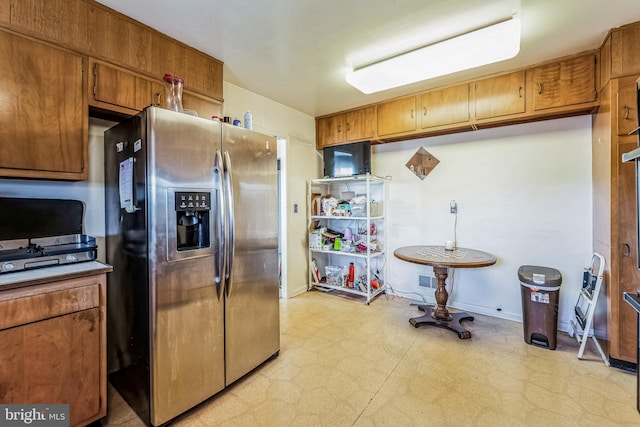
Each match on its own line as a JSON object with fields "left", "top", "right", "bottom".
{"left": 419, "top": 275, "right": 436, "bottom": 288}
{"left": 450, "top": 200, "right": 457, "bottom": 214}
{"left": 419, "top": 275, "right": 431, "bottom": 287}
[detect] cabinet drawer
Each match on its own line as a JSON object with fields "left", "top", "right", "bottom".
{"left": 0, "top": 284, "right": 99, "bottom": 330}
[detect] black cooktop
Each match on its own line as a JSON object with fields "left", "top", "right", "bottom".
{"left": 0, "top": 197, "right": 84, "bottom": 241}
{"left": 0, "top": 198, "right": 97, "bottom": 274}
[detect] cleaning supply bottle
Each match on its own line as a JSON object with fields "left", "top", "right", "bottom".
{"left": 244, "top": 111, "right": 253, "bottom": 130}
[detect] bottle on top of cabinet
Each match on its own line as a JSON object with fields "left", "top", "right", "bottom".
{"left": 244, "top": 111, "right": 253, "bottom": 130}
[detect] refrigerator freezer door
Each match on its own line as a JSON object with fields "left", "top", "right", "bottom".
{"left": 223, "top": 125, "right": 280, "bottom": 385}
{"left": 146, "top": 108, "right": 225, "bottom": 426}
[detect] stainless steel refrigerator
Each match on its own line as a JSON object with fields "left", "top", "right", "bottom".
{"left": 104, "top": 106, "right": 279, "bottom": 426}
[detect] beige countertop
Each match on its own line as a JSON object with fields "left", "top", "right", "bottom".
{"left": 0, "top": 261, "right": 112, "bottom": 290}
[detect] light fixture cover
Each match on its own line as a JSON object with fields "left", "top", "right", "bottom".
{"left": 346, "top": 17, "right": 521, "bottom": 94}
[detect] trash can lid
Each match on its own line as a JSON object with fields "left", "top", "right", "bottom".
{"left": 518, "top": 265, "right": 562, "bottom": 286}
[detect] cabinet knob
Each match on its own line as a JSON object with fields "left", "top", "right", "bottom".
{"left": 155, "top": 92, "right": 162, "bottom": 105}
{"left": 518, "top": 86, "right": 523, "bottom": 98}
{"left": 624, "top": 105, "right": 631, "bottom": 120}
{"left": 624, "top": 243, "right": 631, "bottom": 257}
{"left": 423, "top": 107, "right": 427, "bottom": 116}
{"left": 537, "top": 83, "right": 543, "bottom": 94}
{"left": 411, "top": 109, "right": 414, "bottom": 119}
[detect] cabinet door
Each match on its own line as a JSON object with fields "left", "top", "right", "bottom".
{"left": 617, "top": 77, "right": 639, "bottom": 136}
{"left": 420, "top": 84, "right": 469, "bottom": 128}
{"left": 612, "top": 24, "right": 640, "bottom": 78}
{"left": 0, "top": 308, "right": 101, "bottom": 427}
{"left": 615, "top": 140, "right": 640, "bottom": 362}
{"left": 317, "top": 114, "right": 346, "bottom": 148}
{"left": 0, "top": 29, "right": 86, "bottom": 180}
{"left": 475, "top": 71, "right": 525, "bottom": 119}
{"left": 92, "top": 61, "right": 140, "bottom": 111}
{"left": 376, "top": 96, "right": 416, "bottom": 136}
{"left": 9, "top": 0, "right": 87, "bottom": 48}
{"left": 532, "top": 54, "right": 596, "bottom": 111}
{"left": 345, "top": 107, "right": 374, "bottom": 141}
{"left": 183, "top": 90, "right": 222, "bottom": 119}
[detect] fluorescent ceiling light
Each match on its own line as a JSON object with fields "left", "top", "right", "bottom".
{"left": 346, "top": 16, "right": 521, "bottom": 94}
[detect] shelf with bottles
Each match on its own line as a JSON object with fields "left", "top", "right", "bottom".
{"left": 309, "top": 174, "right": 386, "bottom": 220}
{"left": 307, "top": 174, "right": 388, "bottom": 304}
{"left": 309, "top": 255, "right": 386, "bottom": 304}
{"left": 308, "top": 220, "right": 384, "bottom": 258}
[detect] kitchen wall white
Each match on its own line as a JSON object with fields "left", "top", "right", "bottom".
{"left": 223, "top": 81, "right": 320, "bottom": 298}
{"left": 373, "top": 115, "right": 593, "bottom": 331}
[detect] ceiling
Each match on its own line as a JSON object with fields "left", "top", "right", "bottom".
{"left": 95, "top": 0, "right": 640, "bottom": 117}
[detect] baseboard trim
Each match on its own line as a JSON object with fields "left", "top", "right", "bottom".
{"left": 610, "top": 356, "right": 636, "bottom": 372}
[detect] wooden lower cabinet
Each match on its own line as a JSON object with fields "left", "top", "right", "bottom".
{"left": 0, "top": 272, "right": 108, "bottom": 427}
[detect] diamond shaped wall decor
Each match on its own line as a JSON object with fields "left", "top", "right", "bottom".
{"left": 406, "top": 147, "right": 439, "bottom": 181}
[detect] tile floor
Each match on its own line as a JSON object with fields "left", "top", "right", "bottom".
{"left": 103, "top": 290, "right": 638, "bottom": 426}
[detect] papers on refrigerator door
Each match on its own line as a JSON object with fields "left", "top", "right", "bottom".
{"left": 119, "top": 157, "right": 135, "bottom": 213}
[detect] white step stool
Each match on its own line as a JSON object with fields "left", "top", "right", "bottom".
{"left": 569, "top": 253, "right": 609, "bottom": 366}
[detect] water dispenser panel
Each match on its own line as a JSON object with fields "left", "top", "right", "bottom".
{"left": 175, "top": 191, "right": 211, "bottom": 251}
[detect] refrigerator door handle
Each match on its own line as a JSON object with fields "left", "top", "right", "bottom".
{"left": 215, "top": 149, "right": 226, "bottom": 300}
{"left": 223, "top": 150, "right": 235, "bottom": 297}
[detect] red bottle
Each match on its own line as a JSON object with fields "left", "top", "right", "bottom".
{"left": 348, "top": 263, "right": 355, "bottom": 288}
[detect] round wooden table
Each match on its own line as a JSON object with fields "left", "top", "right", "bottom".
{"left": 394, "top": 245, "right": 497, "bottom": 339}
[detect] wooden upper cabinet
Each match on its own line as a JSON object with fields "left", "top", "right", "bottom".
{"left": 0, "top": 1, "right": 8, "bottom": 23}
{"left": 532, "top": 54, "right": 597, "bottom": 111}
{"left": 6, "top": 0, "right": 224, "bottom": 101}
{"left": 317, "top": 114, "right": 346, "bottom": 148}
{"left": 9, "top": 0, "right": 86, "bottom": 48}
{"left": 127, "top": 20, "right": 153, "bottom": 73}
{"left": 420, "top": 84, "right": 469, "bottom": 128}
{"left": 0, "top": 29, "right": 87, "bottom": 180}
{"left": 600, "top": 34, "right": 612, "bottom": 88}
{"left": 617, "top": 76, "right": 639, "bottom": 136}
{"left": 183, "top": 91, "right": 222, "bottom": 119}
{"left": 316, "top": 107, "right": 374, "bottom": 148}
{"left": 377, "top": 96, "right": 417, "bottom": 136}
{"left": 345, "top": 107, "right": 374, "bottom": 141}
{"left": 475, "top": 71, "right": 525, "bottom": 120}
{"left": 611, "top": 22, "right": 640, "bottom": 78}
{"left": 91, "top": 60, "right": 141, "bottom": 112}
{"left": 91, "top": 59, "right": 221, "bottom": 119}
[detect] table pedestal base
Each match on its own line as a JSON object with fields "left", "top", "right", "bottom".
{"left": 409, "top": 305, "right": 474, "bottom": 339}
